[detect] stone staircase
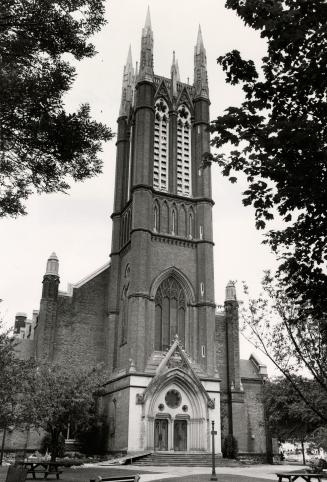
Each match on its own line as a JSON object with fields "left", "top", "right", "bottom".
{"left": 130, "top": 452, "right": 240, "bottom": 467}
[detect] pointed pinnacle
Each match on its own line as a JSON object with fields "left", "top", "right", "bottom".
{"left": 144, "top": 6, "right": 151, "bottom": 29}
{"left": 175, "top": 59, "right": 180, "bottom": 81}
{"left": 196, "top": 24, "right": 204, "bottom": 53}
{"left": 126, "top": 44, "right": 133, "bottom": 66}
{"left": 172, "top": 50, "right": 176, "bottom": 66}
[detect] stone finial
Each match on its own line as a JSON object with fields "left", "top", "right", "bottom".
{"left": 194, "top": 25, "right": 209, "bottom": 99}
{"left": 45, "top": 252, "right": 59, "bottom": 276}
{"left": 119, "top": 45, "right": 135, "bottom": 117}
{"left": 225, "top": 280, "right": 237, "bottom": 302}
{"left": 139, "top": 7, "right": 154, "bottom": 82}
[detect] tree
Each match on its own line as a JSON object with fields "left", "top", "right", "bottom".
{"left": 28, "top": 363, "right": 107, "bottom": 461}
{"left": 241, "top": 272, "right": 327, "bottom": 424}
{"left": 0, "top": 0, "right": 113, "bottom": 217}
{"left": 264, "top": 376, "right": 327, "bottom": 465}
{"left": 209, "top": 0, "right": 327, "bottom": 318}
{"left": 0, "top": 323, "right": 35, "bottom": 464}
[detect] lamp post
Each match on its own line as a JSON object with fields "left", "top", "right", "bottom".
{"left": 210, "top": 420, "right": 218, "bottom": 481}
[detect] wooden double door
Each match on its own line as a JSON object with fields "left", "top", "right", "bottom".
{"left": 154, "top": 419, "right": 187, "bottom": 451}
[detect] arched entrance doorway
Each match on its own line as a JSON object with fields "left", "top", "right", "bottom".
{"left": 144, "top": 371, "right": 209, "bottom": 452}
{"left": 174, "top": 419, "right": 187, "bottom": 451}
{"left": 154, "top": 418, "right": 168, "bottom": 451}
{"left": 153, "top": 415, "right": 188, "bottom": 452}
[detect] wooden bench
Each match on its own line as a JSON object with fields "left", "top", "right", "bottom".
{"left": 90, "top": 475, "right": 140, "bottom": 482}
{"left": 276, "top": 473, "right": 322, "bottom": 482}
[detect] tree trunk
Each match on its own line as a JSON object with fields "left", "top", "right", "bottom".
{"left": 23, "top": 426, "right": 31, "bottom": 460}
{"left": 301, "top": 439, "right": 306, "bottom": 466}
{"left": 0, "top": 426, "right": 7, "bottom": 466}
{"left": 50, "top": 430, "right": 59, "bottom": 462}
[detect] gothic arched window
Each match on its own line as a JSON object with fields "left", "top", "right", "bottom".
{"left": 177, "top": 105, "right": 192, "bottom": 197}
{"left": 154, "top": 277, "right": 186, "bottom": 350}
{"left": 188, "top": 209, "right": 194, "bottom": 239}
{"left": 121, "top": 284, "right": 128, "bottom": 345}
{"left": 154, "top": 202, "right": 160, "bottom": 232}
{"left": 171, "top": 207, "right": 177, "bottom": 235}
{"left": 153, "top": 98, "right": 169, "bottom": 192}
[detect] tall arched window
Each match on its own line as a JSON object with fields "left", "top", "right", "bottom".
{"left": 121, "top": 285, "right": 128, "bottom": 345}
{"left": 179, "top": 205, "right": 187, "bottom": 237}
{"left": 154, "top": 203, "right": 159, "bottom": 232}
{"left": 177, "top": 105, "right": 192, "bottom": 197}
{"left": 161, "top": 201, "right": 169, "bottom": 233}
{"left": 188, "top": 209, "right": 194, "bottom": 239}
{"left": 171, "top": 207, "right": 177, "bottom": 235}
{"left": 154, "top": 277, "right": 186, "bottom": 350}
{"left": 153, "top": 98, "right": 169, "bottom": 192}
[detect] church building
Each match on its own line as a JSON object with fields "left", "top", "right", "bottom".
{"left": 16, "top": 10, "right": 268, "bottom": 457}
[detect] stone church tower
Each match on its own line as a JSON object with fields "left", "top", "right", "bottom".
{"left": 105, "top": 10, "right": 220, "bottom": 453}
{"left": 15, "top": 9, "right": 269, "bottom": 458}
{"left": 109, "top": 12, "right": 215, "bottom": 379}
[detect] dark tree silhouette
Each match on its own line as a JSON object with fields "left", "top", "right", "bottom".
{"left": 0, "top": 0, "right": 113, "bottom": 217}
{"left": 210, "top": 0, "right": 327, "bottom": 319}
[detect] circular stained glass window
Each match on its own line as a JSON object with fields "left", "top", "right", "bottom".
{"left": 165, "top": 389, "right": 182, "bottom": 409}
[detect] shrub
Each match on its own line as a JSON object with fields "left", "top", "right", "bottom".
{"left": 222, "top": 434, "right": 238, "bottom": 459}
{"left": 40, "top": 433, "right": 65, "bottom": 458}
{"left": 309, "top": 458, "right": 327, "bottom": 473}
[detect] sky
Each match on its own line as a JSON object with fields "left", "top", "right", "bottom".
{"left": 0, "top": 0, "right": 278, "bottom": 364}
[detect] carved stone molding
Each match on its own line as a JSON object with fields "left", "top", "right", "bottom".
{"left": 207, "top": 398, "right": 215, "bottom": 409}
{"left": 136, "top": 393, "right": 145, "bottom": 405}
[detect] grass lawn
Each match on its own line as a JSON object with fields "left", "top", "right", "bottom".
{"left": 0, "top": 466, "right": 156, "bottom": 482}
{"left": 148, "top": 476, "right": 272, "bottom": 482}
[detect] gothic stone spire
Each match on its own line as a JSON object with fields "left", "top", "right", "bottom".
{"left": 170, "top": 51, "right": 180, "bottom": 98}
{"left": 119, "top": 45, "right": 135, "bottom": 117}
{"left": 139, "top": 7, "right": 154, "bottom": 82}
{"left": 194, "top": 25, "right": 209, "bottom": 99}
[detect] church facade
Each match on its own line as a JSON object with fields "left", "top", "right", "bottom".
{"left": 17, "top": 11, "right": 268, "bottom": 456}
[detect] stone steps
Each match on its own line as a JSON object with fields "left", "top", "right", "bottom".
{"left": 130, "top": 452, "right": 239, "bottom": 467}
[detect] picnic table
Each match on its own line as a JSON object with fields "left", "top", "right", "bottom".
{"left": 22, "top": 461, "right": 63, "bottom": 480}
{"left": 276, "top": 473, "right": 322, "bottom": 482}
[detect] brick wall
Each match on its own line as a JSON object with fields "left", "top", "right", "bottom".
{"left": 1, "top": 428, "right": 44, "bottom": 452}
{"left": 240, "top": 380, "right": 266, "bottom": 453}
{"left": 103, "top": 387, "right": 130, "bottom": 453}
{"left": 48, "top": 268, "right": 109, "bottom": 368}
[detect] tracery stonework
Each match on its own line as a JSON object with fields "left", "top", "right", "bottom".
{"left": 155, "top": 277, "right": 186, "bottom": 350}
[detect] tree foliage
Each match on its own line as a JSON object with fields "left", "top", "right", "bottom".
{"left": 264, "top": 376, "right": 327, "bottom": 465}
{"left": 264, "top": 377, "right": 326, "bottom": 441}
{"left": 28, "top": 363, "right": 107, "bottom": 460}
{"left": 0, "top": 0, "right": 113, "bottom": 217}
{"left": 0, "top": 324, "right": 35, "bottom": 430}
{"left": 210, "top": 0, "right": 327, "bottom": 317}
{"left": 241, "top": 272, "right": 327, "bottom": 423}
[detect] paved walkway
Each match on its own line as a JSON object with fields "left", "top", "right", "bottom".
{"left": 0, "top": 463, "right": 306, "bottom": 482}
{"left": 117, "top": 464, "right": 306, "bottom": 481}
